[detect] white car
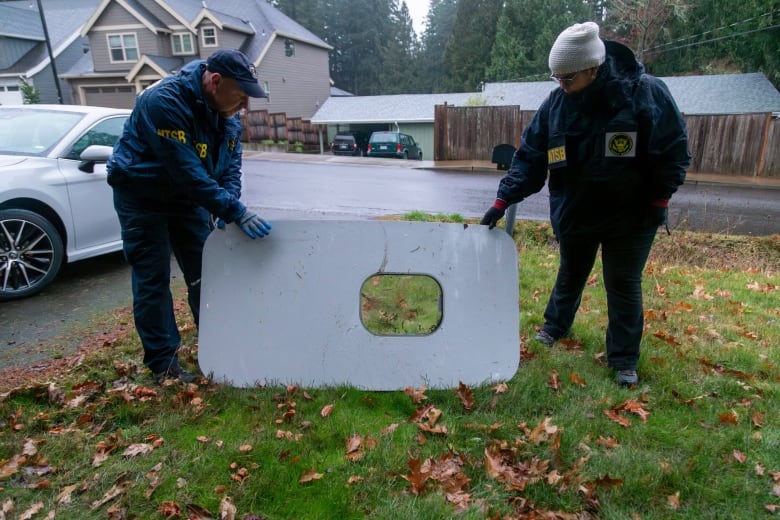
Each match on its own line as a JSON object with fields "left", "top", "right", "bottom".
{"left": 0, "top": 104, "right": 131, "bottom": 301}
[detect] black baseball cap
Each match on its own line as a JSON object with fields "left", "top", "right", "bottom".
{"left": 206, "top": 49, "right": 267, "bottom": 98}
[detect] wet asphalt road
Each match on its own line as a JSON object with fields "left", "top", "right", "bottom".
{"left": 1, "top": 155, "right": 777, "bottom": 369}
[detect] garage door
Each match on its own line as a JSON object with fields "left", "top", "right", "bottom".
{"left": 0, "top": 84, "right": 23, "bottom": 105}
{"left": 83, "top": 86, "right": 136, "bottom": 109}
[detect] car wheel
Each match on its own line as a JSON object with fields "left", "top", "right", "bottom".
{"left": 0, "top": 209, "right": 65, "bottom": 301}
{"left": 403, "top": 151, "right": 409, "bottom": 160}
{"left": 418, "top": 151, "right": 423, "bottom": 160}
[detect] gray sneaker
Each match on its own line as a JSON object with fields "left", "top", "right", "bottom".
{"left": 617, "top": 369, "right": 638, "bottom": 387}
{"left": 534, "top": 329, "right": 556, "bottom": 347}
{"left": 152, "top": 361, "right": 197, "bottom": 384}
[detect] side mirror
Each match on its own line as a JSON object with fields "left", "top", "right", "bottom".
{"left": 78, "top": 145, "right": 114, "bottom": 173}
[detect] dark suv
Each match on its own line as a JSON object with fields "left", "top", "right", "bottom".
{"left": 331, "top": 132, "right": 368, "bottom": 156}
{"left": 367, "top": 131, "right": 423, "bottom": 160}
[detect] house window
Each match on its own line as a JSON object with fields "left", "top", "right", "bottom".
{"left": 107, "top": 33, "right": 138, "bottom": 62}
{"left": 172, "top": 33, "right": 195, "bottom": 55}
{"left": 201, "top": 26, "right": 217, "bottom": 47}
{"left": 285, "top": 39, "right": 295, "bottom": 57}
{"left": 263, "top": 81, "right": 270, "bottom": 101}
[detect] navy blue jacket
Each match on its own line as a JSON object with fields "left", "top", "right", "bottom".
{"left": 107, "top": 60, "right": 246, "bottom": 222}
{"left": 497, "top": 41, "right": 690, "bottom": 236}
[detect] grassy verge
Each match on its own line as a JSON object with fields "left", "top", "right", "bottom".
{"left": 1, "top": 216, "right": 778, "bottom": 519}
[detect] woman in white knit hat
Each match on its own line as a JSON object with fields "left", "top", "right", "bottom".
{"left": 481, "top": 21, "right": 690, "bottom": 387}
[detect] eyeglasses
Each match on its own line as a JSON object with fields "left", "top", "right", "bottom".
{"left": 550, "top": 71, "right": 580, "bottom": 84}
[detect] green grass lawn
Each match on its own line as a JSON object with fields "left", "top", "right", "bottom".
{"left": 1, "top": 216, "right": 778, "bottom": 519}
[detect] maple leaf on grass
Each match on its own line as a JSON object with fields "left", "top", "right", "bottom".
{"left": 547, "top": 370, "right": 561, "bottom": 392}
{"left": 404, "top": 385, "right": 428, "bottom": 403}
{"left": 122, "top": 443, "right": 154, "bottom": 458}
{"left": 345, "top": 433, "right": 364, "bottom": 462}
{"left": 457, "top": 381, "right": 474, "bottom": 410}
{"left": 320, "top": 403, "right": 334, "bottom": 417}
{"left": 158, "top": 501, "right": 182, "bottom": 519}
{"left": 668, "top": 491, "right": 681, "bottom": 510}
{"left": 526, "top": 416, "right": 560, "bottom": 444}
{"left": 90, "top": 480, "right": 132, "bottom": 511}
{"left": 401, "top": 455, "right": 431, "bottom": 495}
{"left": 569, "top": 372, "right": 587, "bottom": 387}
{"left": 299, "top": 468, "right": 323, "bottom": 484}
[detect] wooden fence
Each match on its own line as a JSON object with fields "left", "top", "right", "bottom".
{"left": 240, "top": 109, "right": 325, "bottom": 148}
{"left": 434, "top": 104, "right": 780, "bottom": 177}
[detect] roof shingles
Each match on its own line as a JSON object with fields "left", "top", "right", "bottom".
{"left": 314, "top": 73, "right": 780, "bottom": 124}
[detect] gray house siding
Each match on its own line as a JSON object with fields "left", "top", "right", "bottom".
{"left": 140, "top": 1, "right": 181, "bottom": 27}
{"left": 87, "top": 3, "right": 151, "bottom": 73}
{"left": 31, "top": 39, "right": 89, "bottom": 104}
{"left": 0, "top": 39, "right": 37, "bottom": 69}
{"left": 196, "top": 23, "right": 219, "bottom": 59}
{"left": 254, "top": 38, "right": 329, "bottom": 119}
{"left": 208, "top": 29, "right": 248, "bottom": 56}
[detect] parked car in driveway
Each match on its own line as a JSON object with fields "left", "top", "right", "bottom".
{"left": 0, "top": 104, "right": 131, "bottom": 301}
{"left": 331, "top": 132, "right": 369, "bottom": 156}
{"left": 367, "top": 131, "right": 423, "bottom": 160}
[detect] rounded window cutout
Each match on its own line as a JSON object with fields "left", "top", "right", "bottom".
{"left": 360, "top": 273, "right": 443, "bottom": 336}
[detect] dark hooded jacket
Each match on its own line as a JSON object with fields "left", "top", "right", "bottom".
{"left": 106, "top": 60, "right": 246, "bottom": 223}
{"left": 497, "top": 40, "right": 690, "bottom": 237}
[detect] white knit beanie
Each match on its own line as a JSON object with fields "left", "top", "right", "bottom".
{"left": 548, "top": 21, "right": 606, "bottom": 76}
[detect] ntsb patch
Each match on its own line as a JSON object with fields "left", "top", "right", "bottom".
{"left": 605, "top": 132, "right": 637, "bottom": 157}
{"left": 547, "top": 145, "right": 566, "bottom": 166}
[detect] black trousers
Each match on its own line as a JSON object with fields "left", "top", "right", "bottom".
{"left": 541, "top": 228, "right": 657, "bottom": 370}
{"left": 113, "top": 187, "right": 211, "bottom": 373}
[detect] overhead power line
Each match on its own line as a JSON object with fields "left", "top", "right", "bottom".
{"left": 644, "top": 23, "right": 780, "bottom": 55}
{"left": 643, "top": 8, "right": 780, "bottom": 55}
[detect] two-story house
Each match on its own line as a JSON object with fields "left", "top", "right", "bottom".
{"left": 0, "top": 0, "right": 100, "bottom": 105}
{"left": 3, "top": 0, "right": 331, "bottom": 119}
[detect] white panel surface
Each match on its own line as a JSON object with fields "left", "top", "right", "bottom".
{"left": 199, "top": 220, "right": 519, "bottom": 390}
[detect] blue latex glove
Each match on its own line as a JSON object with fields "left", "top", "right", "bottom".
{"left": 237, "top": 210, "right": 272, "bottom": 239}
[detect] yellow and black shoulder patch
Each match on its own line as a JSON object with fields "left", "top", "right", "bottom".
{"left": 605, "top": 132, "right": 637, "bottom": 157}
{"left": 547, "top": 145, "right": 566, "bottom": 166}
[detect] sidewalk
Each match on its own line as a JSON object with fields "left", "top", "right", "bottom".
{"left": 244, "top": 151, "right": 780, "bottom": 190}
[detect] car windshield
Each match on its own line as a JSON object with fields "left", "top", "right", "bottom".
{"left": 0, "top": 108, "right": 83, "bottom": 156}
{"left": 370, "top": 132, "right": 397, "bottom": 142}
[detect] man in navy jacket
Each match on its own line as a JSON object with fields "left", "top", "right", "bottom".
{"left": 108, "top": 49, "right": 271, "bottom": 383}
{"left": 481, "top": 22, "right": 690, "bottom": 387}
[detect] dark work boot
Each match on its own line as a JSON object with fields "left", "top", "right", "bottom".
{"left": 534, "top": 329, "right": 556, "bottom": 347}
{"left": 152, "top": 360, "right": 197, "bottom": 384}
{"left": 617, "top": 369, "right": 638, "bottom": 387}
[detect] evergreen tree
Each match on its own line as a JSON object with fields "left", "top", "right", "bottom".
{"left": 645, "top": 0, "right": 779, "bottom": 86}
{"left": 272, "top": 0, "right": 323, "bottom": 34}
{"left": 440, "top": 0, "right": 503, "bottom": 92}
{"left": 419, "top": 0, "right": 459, "bottom": 92}
{"left": 379, "top": 2, "right": 422, "bottom": 94}
{"left": 486, "top": 0, "right": 595, "bottom": 83}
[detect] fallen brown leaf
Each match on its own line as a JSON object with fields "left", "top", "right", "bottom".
{"left": 457, "top": 382, "right": 475, "bottom": 410}
{"left": 299, "top": 468, "right": 323, "bottom": 483}
{"left": 668, "top": 491, "right": 681, "bottom": 510}
{"left": 320, "top": 403, "right": 334, "bottom": 417}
